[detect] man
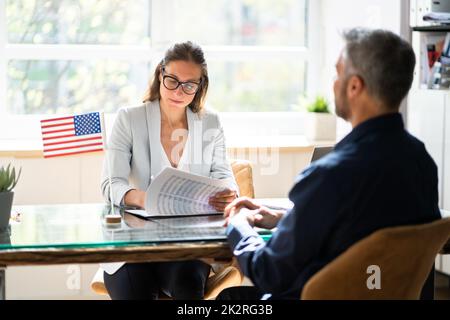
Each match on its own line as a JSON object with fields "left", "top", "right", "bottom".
{"left": 220, "top": 28, "right": 441, "bottom": 300}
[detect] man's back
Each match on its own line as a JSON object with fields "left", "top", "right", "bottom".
{"left": 225, "top": 114, "right": 441, "bottom": 300}
{"left": 285, "top": 113, "right": 441, "bottom": 298}
{"left": 224, "top": 28, "right": 432, "bottom": 301}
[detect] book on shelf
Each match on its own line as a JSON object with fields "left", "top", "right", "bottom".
{"left": 422, "top": 32, "right": 450, "bottom": 89}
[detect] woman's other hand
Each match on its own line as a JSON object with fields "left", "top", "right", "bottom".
{"left": 209, "top": 189, "right": 237, "bottom": 212}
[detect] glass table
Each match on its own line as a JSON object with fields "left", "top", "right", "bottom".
{"left": 0, "top": 203, "right": 235, "bottom": 300}
{"left": 1, "top": 203, "right": 448, "bottom": 300}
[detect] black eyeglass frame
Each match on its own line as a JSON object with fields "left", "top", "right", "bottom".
{"left": 161, "top": 68, "right": 202, "bottom": 95}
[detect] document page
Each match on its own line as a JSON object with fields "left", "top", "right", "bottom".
{"left": 141, "top": 167, "right": 232, "bottom": 216}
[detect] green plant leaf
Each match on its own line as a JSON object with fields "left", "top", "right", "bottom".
{"left": 0, "top": 163, "right": 21, "bottom": 192}
{"left": 10, "top": 167, "right": 22, "bottom": 190}
{"left": 0, "top": 171, "right": 6, "bottom": 192}
{"left": 4, "top": 174, "right": 13, "bottom": 192}
{"left": 6, "top": 164, "right": 11, "bottom": 180}
{"left": 9, "top": 167, "right": 16, "bottom": 192}
{"left": 307, "top": 96, "right": 330, "bottom": 113}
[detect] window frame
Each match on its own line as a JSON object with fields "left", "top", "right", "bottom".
{"left": 0, "top": 0, "right": 321, "bottom": 145}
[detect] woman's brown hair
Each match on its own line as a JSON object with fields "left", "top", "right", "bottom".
{"left": 142, "top": 41, "right": 209, "bottom": 113}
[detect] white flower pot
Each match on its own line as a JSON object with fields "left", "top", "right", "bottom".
{"left": 305, "top": 112, "right": 337, "bottom": 141}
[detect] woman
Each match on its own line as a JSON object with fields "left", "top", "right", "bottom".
{"left": 100, "top": 41, "right": 238, "bottom": 300}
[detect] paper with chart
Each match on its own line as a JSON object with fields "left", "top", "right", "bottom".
{"left": 128, "top": 167, "right": 233, "bottom": 218}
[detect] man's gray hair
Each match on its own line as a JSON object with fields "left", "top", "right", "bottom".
{"left": 342, "top": 28, "right": 416, "bottom": 110}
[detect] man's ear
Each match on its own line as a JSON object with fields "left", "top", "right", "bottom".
{"left": 346, "top": 75, "right": 365, "bottom": 99}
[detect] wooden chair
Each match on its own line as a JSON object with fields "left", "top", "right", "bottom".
{"left": 230, "top": 159, "right": 255, "bottom": 198}
{"left": 91, "top": 260, "right": 243, "bottom": 300}
{"left": 91, "top": 160, "right": 253, "bottom": 299}
{"left": 301, "top": 218, "right": 450, "bottom": 300}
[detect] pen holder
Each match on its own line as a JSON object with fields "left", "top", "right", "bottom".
{"left": 104, "top": 214, "right": 122, "bottom": 228}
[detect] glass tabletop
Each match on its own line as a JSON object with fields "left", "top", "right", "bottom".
{"left": 0, "top": 203, "right": 229, "bottom": 250}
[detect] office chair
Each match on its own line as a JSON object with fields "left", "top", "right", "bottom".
{"left": 301, "top": 217, "right": 450, "bottom": 300}
{"left": 91, "top": 160, "right": 253, "bottom": 299}
{"left": 230, "top": 159, "right": 255, "bottom": 198}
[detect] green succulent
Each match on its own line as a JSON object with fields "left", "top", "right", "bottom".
{"left": 0, "top": 164, "right": 21, "bottom": 193}
{"left": 307, "top": 96, "right": 330, "bottom": 113}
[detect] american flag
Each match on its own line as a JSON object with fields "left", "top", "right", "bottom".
{"left": 40, "top": 112, "right": 104, "bottom": 158}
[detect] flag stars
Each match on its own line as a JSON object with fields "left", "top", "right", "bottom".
{"left": 74, "top": 112, "right": 102, "bottom": 136}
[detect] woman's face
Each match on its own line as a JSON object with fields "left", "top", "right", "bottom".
{"left": 159, "top": 60, "right": 202, "bottom": 110}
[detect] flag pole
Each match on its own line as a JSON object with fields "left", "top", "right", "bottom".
{"left": 100, "top": 112, "right": 115, "bottom": 216}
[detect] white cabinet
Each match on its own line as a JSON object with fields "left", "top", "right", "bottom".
{"left": 443, "top": 93, "right": 450, "bottom": 276}
{"left": 407, "top": 89, "right": 446, "bottom": 209}
{"left": 442, "top": 255, "right": 450, "bottom": 276}
{"left": 408, "top": 91, "right": 450, "bottom": 277}
{"left": 444, "top": 93, "right": 450, "bottom": 212}
{"left": 409, "top": 27, "right": 450, "bottom": 276}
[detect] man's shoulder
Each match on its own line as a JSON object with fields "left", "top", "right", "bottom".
{"left": 308, "top": 131, "right": 437, "bottom": 180}
{"left": 293, "top": 154, "right": 344, "bottom": 187}
{"left": 403, "top": 131, "right": 429, "bottom": 154}
{"left": 293, "top": 145, "right": 378, "bottom": 188}
{"left": 308, "top": 148, "right": 357, "bottom": 173}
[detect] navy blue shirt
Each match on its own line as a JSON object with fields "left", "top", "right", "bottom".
{"left": 227, "top": 113, "right": 441, "bottom": 299}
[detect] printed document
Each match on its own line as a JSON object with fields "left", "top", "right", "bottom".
{"left": 126, "top": 167, "right": 232, "bottom": 218}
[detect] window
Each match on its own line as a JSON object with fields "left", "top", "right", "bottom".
{"left": 3, "top": 0, "right": 151, "bottom": 115}
{"left": 0, "top": 0, "right": 318, "bottom": 141}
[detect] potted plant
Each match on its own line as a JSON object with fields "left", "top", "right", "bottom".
{"left": 304, "top": 96, "right": 337, "bottom": 141}
{"left": 0, "top": 164, "right": 21, "bottom": 230}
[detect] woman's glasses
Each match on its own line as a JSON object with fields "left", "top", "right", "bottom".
{"left": 162, "top": 69, "right": 201, "bottom": 95}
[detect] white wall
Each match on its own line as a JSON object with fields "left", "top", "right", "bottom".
{"left": 2, "top": 149, "right": 313, "bottom": 206}
{"left": 319, "top": 0, "right": 404, "bottom": 95}
{"left": 318, "top": 0, "right": 406, "bottom": 135}
{"left": 1, "top": 148, "right": 313, "bottom": 299}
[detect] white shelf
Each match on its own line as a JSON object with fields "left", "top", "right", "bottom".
{"left": 410, "top": 21, "right": 450, "bottom": 274}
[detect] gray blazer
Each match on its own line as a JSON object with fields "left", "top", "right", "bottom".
{"left": 101, "top": 100, "right": 237, "bottom": 207}
{"left": 99, "top": 100, "right": 237, "bottom": 275}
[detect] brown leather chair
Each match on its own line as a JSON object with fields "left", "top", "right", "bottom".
{"left": 230, "top": 159, "right": 255, "bottom": 198}
{"left": 301, "top": 217, "right": 450, "bottom": 300}
{"left": 91, "top": 261, "right": 243, "bottom": 300}
{"left": 91, "top": 160, "right": 253, "bottom": 299}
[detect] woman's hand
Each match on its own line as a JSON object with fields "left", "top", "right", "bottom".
{"left": 208, "top": 189, "right": 237, "bottom": 212}
{"left": 123, "top": 189, "right": 146, "bottom": 209}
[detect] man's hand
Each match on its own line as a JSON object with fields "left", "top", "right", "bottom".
{"left": 223, "top": 197, "right": 284, "bottom": 229}
{"left": 223, "top": 197, "right": 261, "bottom": 221}
{"left": 209, "top": 188, "right": 237, "bottom": 212}
{"left": 251, "top": 207, "right": 284, "bottom": 229}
